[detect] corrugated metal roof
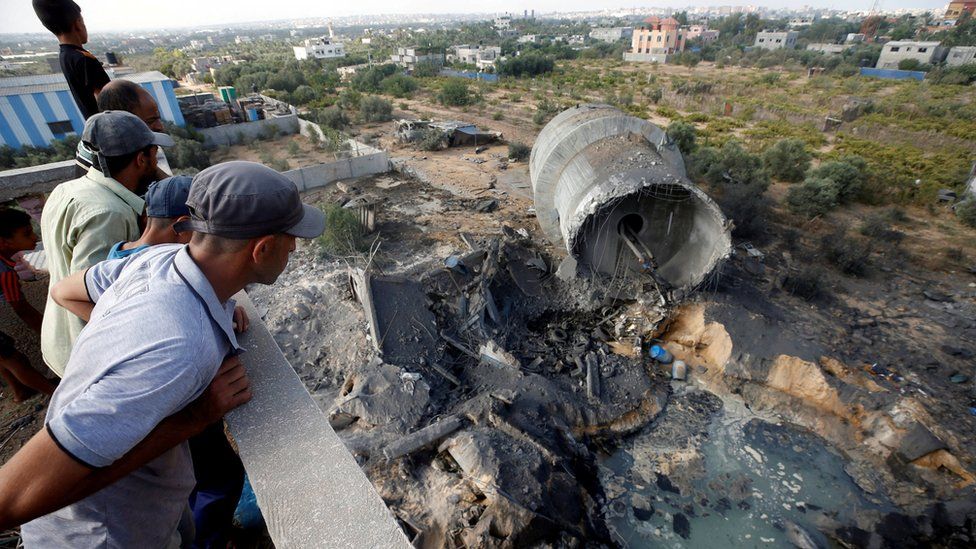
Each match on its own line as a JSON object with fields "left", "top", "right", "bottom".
{"left": 0, "top": 71, "right": 172, "bottom": 97}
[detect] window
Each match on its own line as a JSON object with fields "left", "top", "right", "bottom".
{"left": 905, "top": 47, "right": 912, "bottom": 51}
{"left": 918, "top": 47, "right": 927, "bottom": 52}
{"left": 657, "top": 35, "right": 662, "bottom": 42}
{"left": 890, "top": 47, "right": 900, "bottom": 52}
{"left": 47, "top": 120, "right": 73, "bottom": 134}
{"left": 759, "top": 38, "right": 765, "bottom": 42}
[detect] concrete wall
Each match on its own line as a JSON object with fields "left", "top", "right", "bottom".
{"left": 623, "top": 52, "right": 672, "bottom": 63}
{"left": 288, "top": 118, "right": 390, "bottom": 190}
{"left": 876, "top": 42, "right": 947, "bottom": 69}
{"left": 199, "top": 114, "right": 299, "bottom": 148}
{"left": 947, "top": 46, "right": 976, "bottom": 67}
{"left": 0, "top": 160, "right": 75, "bottom": 202}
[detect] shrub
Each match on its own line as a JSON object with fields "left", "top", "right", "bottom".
{"left": 763, "top": 139, "right": 811, "bottom": 183}
{"left": 806, "top": 156, "right": 867, "bottom": 203}
{"left": 720, "top": 183, "right": 771, "bottom": 239}
{"left": 412, "top": 61, "right": 440, "bottom": 78}
{"left": 418, "top": 128, "right": 446, "bottom": 151}
{"left": 648, "top": 88, "right": 663, "bottom": 103}
{"left": 699, "top": 141, "right": 770, "bottom": 190}
{"left": 786, "top": 177, "right": 839, "bottom": 219}
{"left": 782, "top": 267, "right": 828, "bottom": 301}
{"left": 380, "top": 74, "right": 418, "bottom": 98}
{"left": 168, "top": 136, "right": 210, "bottom": 171}
{"left": 492, "top": 111, "right": 504, "bottom": 120}
{"left": 359, "top": 96, "right": 393, "bottom": 123}
{"left": 820, "top": 230, "right": 870, "bottom": 276}
{"left": 287, "top": 141, "right": 301, "bottom": 156}
{"left": 667, "top": 121, "right": 697, "bottom": 155}
{"left": 318, "top": 203, "right": 366, "bottom": 257}
{"left": 956, "top": 197, "right": 976, "bottom": 228}
{"left": 498, "top": 54, "right": 554, "bottom": 77}
{"left": 259, "top": 124, "right": 280, "bottom": 140}
{"left": 290, "top": 84, "right": 317, "bottom": 105}
{"left": 508, "top": 142, "right": 530, "bottom": 161}
{"left": 438, "top": 79, "right": 471, "bottom": 106}
{"left": 858, "top": 213, "right": 904, "bottom": 244}
{"left": 318, "top": 106, "right": 349, "bottom": 130}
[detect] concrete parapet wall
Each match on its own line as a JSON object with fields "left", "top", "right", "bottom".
{"left": 284, "top": 149, "right": 389, "bottom": 192}
{"left": 0, "top": 160, "right": 76, "bottom": 202}
{"left": 199, "top": 115, "right": 300, "bottom": 148}
{"left": 227, "top": 293, "right": 410, "bottom": 548}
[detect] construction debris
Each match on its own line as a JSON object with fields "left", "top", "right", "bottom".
{"left": 394, "top": 119, "right": 502, "bottom": 148}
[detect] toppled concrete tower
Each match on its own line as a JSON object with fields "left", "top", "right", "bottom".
{"left": 530, "top": 104, "right": 731, "bottom": 290}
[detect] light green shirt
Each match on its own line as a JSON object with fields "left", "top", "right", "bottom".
{"left": 40, "top": 167, "right": 144, "bottom": 377}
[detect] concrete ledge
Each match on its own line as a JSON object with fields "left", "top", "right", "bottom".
{"left": 0, "top": 160, "right": 76, "bottom": 202}
{"left": 227, "top": 292, "right": 410, "bottom": 548}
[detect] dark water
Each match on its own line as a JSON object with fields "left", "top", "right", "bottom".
{"left": 603, "top": 403, "right": 891, "bottom": 547}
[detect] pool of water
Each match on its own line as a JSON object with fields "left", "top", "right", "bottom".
{"left": 603, "top": 398, "right": 891, "bottom": 547}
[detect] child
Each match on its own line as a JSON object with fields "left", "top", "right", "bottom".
{"left": 108, "top": 176, "right": 193, "bottom": 259}
{"left": 32, "top": 0, "right": 110, "bottom": 120}
{"left": 0, "top": 209, "right": 56, "bottom": 402}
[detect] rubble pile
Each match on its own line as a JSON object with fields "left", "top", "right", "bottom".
{"left": 335, "top": 231, "right": 682, "bottom": 545}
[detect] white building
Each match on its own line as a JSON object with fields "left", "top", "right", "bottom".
{"left": 946, "top": 46, "right": 976, "bottom": 66}
{"left": 589, "top": 27, "right": 634, "bottom": 43}
{"left": 788, "top": 17, "right": 814, "bottom": 28}
{"left": 875, "top": 41, "right": 947, "bottom": 69}
{"left": 293, "top": 37, "right": 346, "bottom": 60}
{"left": 494, "top": 16, "right": 512, "bottom": 30}
{"left": 754, "top": 30, "right": 798, "bottom": 50}
{"left": 517, "top": 34, "right": 540, "bottom": 44}
{"left": 390, "top": 47, "right": 445, "bottom": 70}
{"left": 447, "top": 45, "right": 502, "bottom": 70}
{"left": 845, "top": 33, "right": 865, "bottom": 43}
{"left": 234, "top": 35, "right": 252, "bottom": 45}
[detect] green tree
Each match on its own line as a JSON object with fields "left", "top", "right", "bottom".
{"left": 807, "top": 156, "right": 866, "bottom": 203}
{"left": 667, "top": 121, "right": 697, "bottom": 155}
{"left": 438, "top": 79, "right": 471, "bottom": 106}
{"left": 359, "top": 96, "right": 393, "bottom": 122}
{"left": 762, "top": 139, "right": 811, "bottom": 182}
{"left": 786, "top": 177, "right": 839, "bottom": 218}
{"left": 380, "top": 74, "right": 419, "bottom": 98}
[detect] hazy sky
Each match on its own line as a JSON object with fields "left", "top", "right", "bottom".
{"left": 1, "top": 0, "right": 950, "bottom": 35}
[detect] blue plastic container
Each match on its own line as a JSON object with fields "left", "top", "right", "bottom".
{"left": 649, "top": 345, "right": 673, "bottom": 364}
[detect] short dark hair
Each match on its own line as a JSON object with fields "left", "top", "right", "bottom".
{"left": 32, "top": 0, "right": 82, "bottom": 36}
{"left": 0, "top": 208, "right": 32, "bottom": 239}
{"left": 97, "top": 80, "right": 145, "bottom": 113}
{"left": 101, "top": 145, "right": 153, "bottom": 176}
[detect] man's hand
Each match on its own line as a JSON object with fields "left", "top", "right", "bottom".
{"left": 186, "top": 355, "right": 251, "bottom": 429}
{"left": 232, "top": 305, "right": 249, "bottom": 333}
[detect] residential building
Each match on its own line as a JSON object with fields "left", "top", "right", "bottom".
{"left": 235, "top": 35, "right": 252, "bottom": 45}
{"left": 293, "top": 37, "right": 346, "bottom": 60}
{"left": 494, "top": 16, "right": 512, "bottom": 30}
{"left": 789, "top": 17, "right": 814, "bottom": 28}
{"left": 390, "top": 47, "right": 445, "bottom": 70}
{"left": 845, "top": 33, "right": 865, "bottom": 43}
{"left": 946, "top": 46, "right": 976, "bottom": 66}
{"left": 685, "top": 24, "right": 720, "bottom": 43}
{"left": 447, "top": 45, "right": 502, "bottom": 70}
{"left": 589, "top": 27, "right": 634, "bottom": 43}
{"left": 754, "top": 30, "right": 799, "bottom": 50}
{"left": 517, "top": 34, "right": 540, "bottom": 44}
{"left": 624, "top": 16, "right": 685, "bottom": 63}
{"left": 191, "top": 56, "right": 222, "bottom": 73}
{"left": 944, "top": 1, "right": 976, "bottom": 20}
{"left": 0, "top": 71, "right": 184, "bottom": 149}
{"left": 875, "top": 41, "right": 947, "bottom": 69}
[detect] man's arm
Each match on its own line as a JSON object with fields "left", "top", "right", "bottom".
{"left": 0, "top": 355, "right": 250, "bottom": 530}
{"left": 50, "top": 269, "right": 94, "bottom": 322}
{"left": 9, "top": 300, "right": 42, "bottom": 333}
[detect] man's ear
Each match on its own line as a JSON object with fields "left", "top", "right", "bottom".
{"left": 250, "top": 235, "right": 277, "bottom": 263}
{"left": 171, "top": 215, "right": 191, "bottom": 235}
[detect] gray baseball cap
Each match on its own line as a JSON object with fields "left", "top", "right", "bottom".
{"left": 81, "top": 110, "right": 174, "bottom": 157}
{"left": 176, "top": 161, "right": 325, "bottom": 239}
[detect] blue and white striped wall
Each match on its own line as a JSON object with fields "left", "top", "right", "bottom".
{"left": 0, "top": 77, "right": 185, "bottom": 150}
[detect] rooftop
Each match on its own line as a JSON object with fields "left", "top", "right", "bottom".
{"left": 0, "top": 70, "right": 173, "bottom": 96}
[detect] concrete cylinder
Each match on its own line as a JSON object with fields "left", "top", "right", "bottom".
{"left": 529, "top": 104, "right": 731, "bottom": 290}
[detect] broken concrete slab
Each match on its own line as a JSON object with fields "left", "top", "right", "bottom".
{"left": 331, "top": 363, "right": 430, "bottom": 432}
{"left": 350, "top": 270, "right": 440, "bottom": 369}
{"left": 383, "top": 416, "right": 464, "bottom": 461}
{"left": 898, "top": 423, "right": 947, "bottom": 462}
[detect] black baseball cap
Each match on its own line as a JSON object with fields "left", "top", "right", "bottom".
{"left": 176, "top": 161, "right": 325, "bottom": 239}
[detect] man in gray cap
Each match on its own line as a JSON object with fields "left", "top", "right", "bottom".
{"left": 0, "top": 161, "right": 325, "bottom": 548}
{"left": 39, "top": 110, "right": 173, "bottom": 377}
